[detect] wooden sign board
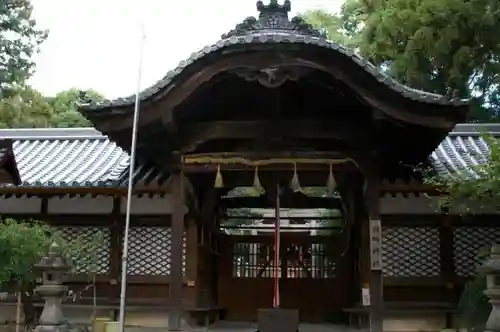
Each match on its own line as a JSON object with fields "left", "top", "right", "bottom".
{"left": 369, "top": 219, "right": 382, "bottom": 270}
{"left": 361, "top": 287, "right": 370, "bottom": 306}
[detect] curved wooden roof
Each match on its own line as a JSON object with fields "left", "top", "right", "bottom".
{"left": 77, "top": 0, "right": 470, "bottom": 173}
{"left": 79, "top": 0, "right": 468, "bottom": 127}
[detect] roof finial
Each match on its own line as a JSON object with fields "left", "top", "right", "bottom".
{"left": 256, "top": 0, "right": 291, "bottom": 13}
{"left": 222, "top": 0, "right": 321, "bottom": 38}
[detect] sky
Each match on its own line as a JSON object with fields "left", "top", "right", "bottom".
{"left": 28, "top": 0, "right": 343, "bottom": 99}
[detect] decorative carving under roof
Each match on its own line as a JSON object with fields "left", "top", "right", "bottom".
{"left": 222, "top": 0, "right": 323, "bottom": 39}
{"left": 231, "top": 66, "right": 306, "bottom": 88}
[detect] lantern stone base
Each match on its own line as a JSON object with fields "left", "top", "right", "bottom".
{"left": 257, "top": 308, "right": 299, "bottom": 332}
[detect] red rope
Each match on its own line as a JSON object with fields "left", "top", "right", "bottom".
{"left": 273, "top": 184, "right": 280, "bottom": 308}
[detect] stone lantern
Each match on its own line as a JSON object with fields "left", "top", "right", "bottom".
{"left": 34, "top": 242, "right": 72, "bottom": 332}
{"left": 478, "top": 244, "right": 500, "bottom": 332}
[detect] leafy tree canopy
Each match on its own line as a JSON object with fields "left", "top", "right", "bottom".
{"left": 0, "top": 1, "right": 104, "bottom": 128}
{"left": 302, "top": 0, "right": 500, "bottom": 122}
{"left": 0, "top": 86, "right": 103, "bottom": 128}
{"left": 49, "top": 88, "right": 103, "bottom": 127}
{"left": 0, "top": 0, "right": 47, "bottom": 96}
{"left": 304, "top": 3, "right": 500, "bottom": 326}
{"left": 423, "top": 135, "right": 500, "bottom": 215}
{"left": 0, "top": 219, "right": 104, "bottom": 286}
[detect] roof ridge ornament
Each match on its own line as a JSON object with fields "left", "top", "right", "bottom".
{"left": 222, "top": 0, "right": 323, "bottom": 39}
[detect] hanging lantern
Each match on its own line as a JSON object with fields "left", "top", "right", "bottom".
{"left": 290, "top": 163, "right": 301, "bottom": 192}
{"left": 326, "top": 163, "right": 336, "bottom": 195}
{"left": 214, "top": 164, "right": 224, "bottom": 188}
{"left": 253, "top": 166, "right": 265, "bottom": 195}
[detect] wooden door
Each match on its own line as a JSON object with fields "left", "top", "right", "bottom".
{"left": 218, "top": 234, "right": 346, "bottom": 322}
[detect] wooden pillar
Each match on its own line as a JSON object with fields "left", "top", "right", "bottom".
{"left": 185, "top": 218, "right": 198, "bottom": 305}
{"left": 109, "top": 197, "right": 122, "bottom": 319}
{"left": 343, "top": 186, "right": 359, "bottom": 307}
{"left": 195, "top": 189, "right": 219, "bottom": 308}
{"left": 169, "top": 163, "right": 185, "bottom": 331}
{"left": 366, "top": 173, "right": 383, "bottom": 332}
{"left": 440, "top": 214, "right": 455, "bottom": 301}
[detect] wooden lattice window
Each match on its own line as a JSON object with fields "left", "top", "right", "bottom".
{"left": 232, "top": 242, "right": 335, "bottom": 279}
{"left": 56, "top": 226, "right": 111, "bottom": 275}
{"left": 382, "top": 226, "right": 440, "bottom": 277}
{"left": 127, "top": 227, "right": 186, "bottom": 276}
{"left": 453, "top": 227, "right": 500, "bottom": 277}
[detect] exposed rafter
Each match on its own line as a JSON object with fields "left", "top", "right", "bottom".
{"left": 179, "top": 120, "right": 368, "bottom": 153}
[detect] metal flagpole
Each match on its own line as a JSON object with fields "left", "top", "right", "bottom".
{"left": 273, "top": 183, "right": 281, "bottom": 308}
{"left": 118, "top": 23, "right": 146, "bottom": 332}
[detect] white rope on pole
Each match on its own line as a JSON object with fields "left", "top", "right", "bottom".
{"left": 118, "top": 23, "right": 146, "bottom": 332}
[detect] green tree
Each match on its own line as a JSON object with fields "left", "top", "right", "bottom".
{"left": 301, "top": 10, "right": 352, "bottom": 48}
{"left": 0, "top": 0, "right": 48, "bottom": 95}
{"left": 423, "top": 136, "right": 500, "bottom": 329}
{"left": 302, "top": 0, "right": 500, "bottom": 122}
{"left": 0, "top": 219, "right": 104, "bottom": 327}
{"left": 359, "top": 0, "right": 500, "bottom": 122}
{"left": 301, "top": 0, "right": 364, "bottom": 49}
{"left": 49, "top": 88, "right": 103, "bottom": 127}
{"left": 0, "top": 87, "right": 102, "bottom": 128}
{"left": 425, "top": 135, "right": 500, "bottom": 214}
{"left": 0, "top": 86, "right": 54, "bottom": 128}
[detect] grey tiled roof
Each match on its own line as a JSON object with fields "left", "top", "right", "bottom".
{"left": 80, "top": 36, "right": 467, "bottom": 111}
{"left": 0, "top": 128, "right": 167, "bottom": 189}
{"left": 0, "top": 124, "right": 497, "bottom": 189}
{"left": 431, "top": 124, "right": 500, "bottom": 178}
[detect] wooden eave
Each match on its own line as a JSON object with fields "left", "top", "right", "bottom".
{"left": 82, "top": 43, "right": 468, "bottom": 135}
{"left": 78, "top": 5, "right": 469, "bottom": 174}
{"left": 0, "top": 187, "right": 169, "bottom": 197}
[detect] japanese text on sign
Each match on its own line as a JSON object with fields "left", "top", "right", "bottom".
{"left": 370, "top": 219, "right": 382, "bottom": 270}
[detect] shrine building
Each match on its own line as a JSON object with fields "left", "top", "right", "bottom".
{"left": 2, "top": 1, "right": 498, "bottom": 331}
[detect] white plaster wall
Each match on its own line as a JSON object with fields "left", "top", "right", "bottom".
{"left": 0, "top": 193, "right": 496, "bottom": 216}
{"left": 47, "top": 196, "right": 113, "bottom": 214}
{"left": 380, "top": 195, "right": 439, "bottom": 215}
{"left": 0, "top": 194, "right": 189, "bottom": 216}
{"left": 381, "top": 194, "right": 500, "bottom": 215}
{"left": 0, "top": 196, "right": 41, "bottom": 214}
{"left": 120, "top": 195, "right": 187, "bottom": 215}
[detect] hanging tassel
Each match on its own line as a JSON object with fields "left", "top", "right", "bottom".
{"left": 326, "top": 163, "right": 336, "bottom": 195}
{"left": 290, "top": 163, "right": 301, "bottom": 192}
{"left": 253, "top": 166, "right": 265, "bottom": 195}
{"left": 214, "top": 164, "right": 224, "bottom": 188}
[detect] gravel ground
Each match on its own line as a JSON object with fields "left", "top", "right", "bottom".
{"left": 125, "top": 321, "right": 367, "bottom": 332}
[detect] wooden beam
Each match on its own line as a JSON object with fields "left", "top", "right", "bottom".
{"left": 0, "top": 187, "right": 169, "bottom": 196}
{"left": 168, "top": 153, "right": 184, "bottom": 331}
{"left": 189, "top": 171, "right": 328, "bottom": 189}
{"left": 222, "top": 195, "right": 343, "bottom": 209}
{"left": 182, "top": 151, "right": 360, "bottom": 174}
{"left": 180, "top": 120, "right": 368, "bottom": 153}
{"left": 183, "top": 161, "right": 357, "bottom": 173}
{"left": 221, "top": 216, "right": 340, "bottom": 221}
